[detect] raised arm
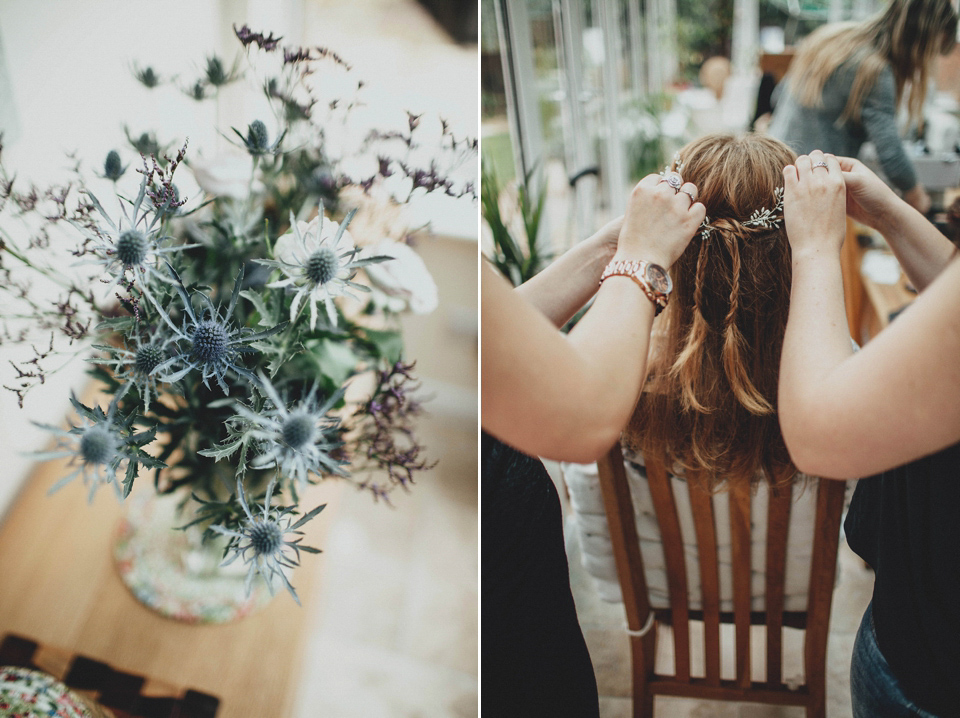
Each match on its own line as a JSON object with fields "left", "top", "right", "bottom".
{"left": 860, "top": 67, "right": 931, "bottom": 213}
{"left": 482, "top": 174, "right": 705, "bottom": 463}
{"left": 515, "top": 216, "right": 622, "bottom": 327}
{"left": 779, "top": 151, "right": 960, "bottom": 479}
{"left": 838, "top": 156, "right": 957, "bottom": 291}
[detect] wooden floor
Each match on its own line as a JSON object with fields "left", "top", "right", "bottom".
{"left": 0, "top": 412, "right": 344, "bottom": 718}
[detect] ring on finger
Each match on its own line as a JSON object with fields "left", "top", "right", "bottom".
{"left": 812, "top": 160, "right": 828, "bottom": 169}
{"left": 658, "top": 171, "right": 683, "bottom": 191}
{"left": 680, "top": 188, "right": 697, "bottom": 203}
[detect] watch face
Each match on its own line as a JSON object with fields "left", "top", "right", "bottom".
{"left": 644, "top": 264, "right": 672, "bottom": 294}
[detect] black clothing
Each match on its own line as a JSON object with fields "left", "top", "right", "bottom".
{"left": 481, "top": 431, "right": 600, "bottom": 718}
{"left": 845, "top": 442, "right": 960, "bottom": 717}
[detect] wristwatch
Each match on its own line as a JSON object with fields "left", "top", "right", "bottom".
{"left": 599, "top": 258, "right": 672, "bottom": 315}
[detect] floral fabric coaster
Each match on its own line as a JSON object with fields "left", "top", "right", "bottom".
{"left": 114, "top": 492, "right": 274, "bottom": 624}
{"left": 0, "top": 666, "right": 93, "bottom": 718}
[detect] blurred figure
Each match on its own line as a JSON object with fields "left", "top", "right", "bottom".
{"left": 770, "top": 0, "right": 958, "bottom": 213}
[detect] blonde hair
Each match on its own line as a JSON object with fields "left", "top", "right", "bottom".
{"left": 626, "top": 133, "right": 797, "bottom": 493}
{"left": 786, "top": 0, "right": 957, "bottom": 128}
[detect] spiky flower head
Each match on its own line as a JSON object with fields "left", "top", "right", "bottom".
{"left": 186, "top": 80, "right": 209, "bottom": 102}
{"left": 230, "top": 119, "right": 286, "bottom": 157}
{"left": 205, "top": 55, "right": 241, "bottom": 87}
{"left": 92, "top": 322, "right": 176, "bottom": 412}
{"left": 31, "top": 386, "right": 164, "bottom": 502}
{"left": 210, "top": 478, "right": 324, "bottom": 604}
{"left": 145, "top": 264, "right": 286, "bottom": 394}
{"left": 71, "top": 172, "right": 192, "bottom": 298}
{"left": 133, "top": 64, "right": 160, "bottom": 88}
{"left": 102, "top": 150, "right": 126, "bottom": 182}
{"left": 124, "top": 127, "right": 165, "bottom": 159}
{"left": 228, "top": 372, "right": 347, "bottom": 488}
{"left": 258, "top": 202, "right": 391, "bottom": 329}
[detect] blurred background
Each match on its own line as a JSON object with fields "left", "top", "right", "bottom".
{"left": 0, "top": 0, "right": 477, "bottom": 716}
{"left": 482, "top": 0, "right": 960, "bottom": 255}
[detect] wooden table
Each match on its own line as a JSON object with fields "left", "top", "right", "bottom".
{"left": 0, "top": 386, "right": 343, "bottom": 717}
{"left": 859, "top": 253, "right": 918, "bottom": 337}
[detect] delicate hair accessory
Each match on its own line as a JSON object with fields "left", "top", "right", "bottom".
{"left": 699, "top": 186, "right": 785, "bottom": 240}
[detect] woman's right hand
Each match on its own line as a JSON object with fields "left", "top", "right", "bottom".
{"left": 616, "top": 172, "right": 706, "bottom": 267}
{"left": 835, "top": 155, "right": 907, "bottom": 230}
{"left": 783, "top": 150, "right": 847, "bottom": 259}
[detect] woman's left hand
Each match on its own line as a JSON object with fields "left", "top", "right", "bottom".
{"left": 782, "top": 150, "right": 847, "bottom": 260}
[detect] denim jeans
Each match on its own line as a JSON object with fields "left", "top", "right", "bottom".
{"left": 851, "top": 602, "right": 940, "bottom": 718}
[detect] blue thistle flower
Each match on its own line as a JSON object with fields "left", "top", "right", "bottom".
{"left": 92, "top": 322, "right": 176, "bottom": 412}
{"left": 101, "top": 150, "right": 127, "bottom": 182}
{"left": 210, "top": 478, "right": 324, "bottom": 604}
{"left": 146, "top": 264, "right": 286, "bottom": 394}
{"left": 132, "top": 64, "right": 161, "bottom": 89}
{"left": 31, "top": 386, "right": 164, "bottom": 501}
{"left": 204, "top": 55, "right": 242, "bottom": 87}
{"left": 71, "top": 173, "right": 195, "bottom": 297}
{"left": 230, "top": 119, "right": 286, "bottom": 157}
{"left": 234, "top": 372, "right": 347, "bottom": 487}
{"left": 256, "top": 203, "right": 390, "bottom": 329}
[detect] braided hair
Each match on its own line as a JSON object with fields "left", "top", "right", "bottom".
{"left": 625, "top": 133, "right": 798, "bottom": 493}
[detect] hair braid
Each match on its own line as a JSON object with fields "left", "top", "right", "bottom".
{"left": 720, "top": 225, "right": 774, "bottom": 416}
{"left": 671, "top": 234, "right": 713, "bottom": 413}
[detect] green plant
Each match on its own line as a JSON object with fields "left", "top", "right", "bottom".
{"left": 481, "top": 159, "right": 548, "bottom": 286}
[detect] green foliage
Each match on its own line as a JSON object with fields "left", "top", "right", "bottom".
{"left": 481, "top": 159, "right": 549, "bottom": 287}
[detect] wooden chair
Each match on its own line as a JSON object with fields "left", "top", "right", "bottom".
{"left": 595, "top": 443, "right": 846, "bottom": 718}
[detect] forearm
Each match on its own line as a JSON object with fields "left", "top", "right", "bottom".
{"left": 778, "top": 251, "right": 855, "bottom": 476}
{"left": 873, "top": 200, "right": 958, "bottom": 291}
{"left": 482, "top": 264, "right": 656, "bottom": 462}
{"left": 515, "top": 231, "right": 615, "bottom": 327}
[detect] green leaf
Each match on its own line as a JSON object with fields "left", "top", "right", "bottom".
{"left": 123, "top": 460, "right": 138, "bottom": 498}
{"left": 291, "top": 503, "right": 326, "bottom": 530}
{"left": 239, "top": 289, "right": 277, "bottom": 327}
{"left": 364, "top": 329, "right": 404, "bottom": 365}
{"left": 95, "top": 316, "right": 136, "bottom": 332}
{"left": 308, "top": 339, "right": 359, "bottom": 386}
{"left": 197, "top": 438, "right": 245, "bottom": 461}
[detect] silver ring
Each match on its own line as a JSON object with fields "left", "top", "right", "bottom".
{"left": 812, "top": 160, "right": 828, "bottom": 169}
{"left": 658, "top": 171, "right": 683, "bottom": 191}
{"left": 680, "top": 188, "right": 697, "bottom": 203}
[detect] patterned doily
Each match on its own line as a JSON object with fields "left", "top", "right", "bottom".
{"left": 114, "top": 492, "right": 274, "bottom": 624}
{"left": 0, "top": 666, "right": 94, "bottom": 718}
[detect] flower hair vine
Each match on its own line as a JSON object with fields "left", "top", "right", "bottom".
{"left": 699, "top": 186, "right": 784, "bottom": 240}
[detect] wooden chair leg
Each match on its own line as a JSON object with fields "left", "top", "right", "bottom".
{"left": 630, "top": 628, "right": 657, "bottom": 718}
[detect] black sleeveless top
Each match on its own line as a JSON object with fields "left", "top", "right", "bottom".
{"left": 844, "top": 441, "right": 960, "bottom": 717}
{"left": 480, "top": 431, "right": 599, "bottom": 718}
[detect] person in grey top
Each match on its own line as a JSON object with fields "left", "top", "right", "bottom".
{"left": 770, "top": 0, "right": 958, "bottom": 214}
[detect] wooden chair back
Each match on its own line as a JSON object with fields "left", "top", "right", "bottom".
{"left": 595, "top": 443, "right": 846, "bottom": 718}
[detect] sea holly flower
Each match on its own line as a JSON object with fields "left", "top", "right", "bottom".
{"left": 132, "top": 63, "right": 161, "bottom": 89}
{"left": 230, "top": 119, "right": 287, "bottom": 157}
{"left": 72, "top": 172, "right": 194, "bottom": 296}
{"left": 31, "top": 385, "right": 164, "bottom": 502}
{"left": 210, "top": 478, "right": 324, "bottom": 604}
{"left": 99, "top": 150, "right": 127, "bottom": 182}
{"left": 147, "top": 264, "right": 286, "bottom": 394}
{"left": 240, "top": 372, "right": 346, "bottom": 487}
{"left": 92, "top": 322, "right": 177, "bottom": 412}
{"left": 204, "top": 55, "right": 242, "bottom": 87}
{"left": 258, "top": 203, "right": 390, "bottom": 329}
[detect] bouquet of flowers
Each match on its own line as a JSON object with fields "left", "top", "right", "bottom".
{"left": 0, "top": 25, "right": 477, "bottom": 605}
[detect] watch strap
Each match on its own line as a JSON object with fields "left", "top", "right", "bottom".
{"left": 599, "top": 259, "right": 669, "bottom": 316}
